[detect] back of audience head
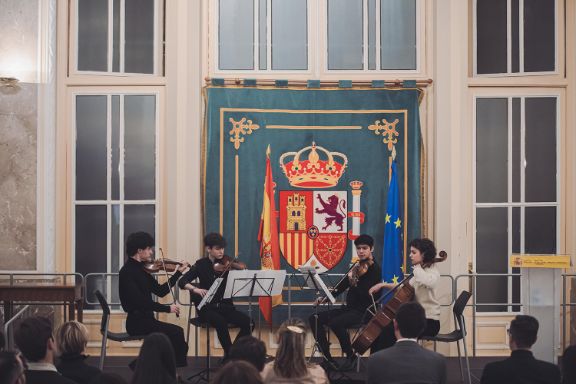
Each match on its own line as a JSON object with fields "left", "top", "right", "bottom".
{"left": 274, "top": 318, "right": 308, "bottom": 379}
{"left": 14, "top": 316, "right": 54, "bottom": 363}
{"left": 131, "top": 333, "right": 176, "bottom": 384}
{"left": 0, "top": 351, "right": 26, "bottom": 384}
{"left": 228, "top": 336, "right": 266, "bottom": 372}
{"left": 509, "top": 315, "right": 538, "bottom": 350}
{"left": 89, "top": 372, "right": 128, "bottom": 384}
{"left": 56, "top": 321, "right": 89, "bottom": 357}
{"left": 561, "top": 344, "right": 576, "bottom": 384}
{"left": 211, "top": 360, "right": 263, "bottom": 384}
{"left": 394, "top": 301, "right": 427, "bottom": 339}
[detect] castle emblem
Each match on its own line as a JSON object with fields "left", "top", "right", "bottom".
{"left": 279, "top": 142, "right": 348, "bottom": 189}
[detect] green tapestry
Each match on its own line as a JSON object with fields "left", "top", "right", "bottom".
{"left": 203, "top": 83, "right": 424, "bottom": 318}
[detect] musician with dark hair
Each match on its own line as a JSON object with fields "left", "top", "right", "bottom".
{"left": 369, "top": 238, "right": 444, "bottom": 351}
{"left": 308, "top": 234, "right": 381, "bottom": 370}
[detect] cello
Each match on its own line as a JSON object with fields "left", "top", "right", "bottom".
{"left": 351, "top": 250, "right": 447, "bottom": 354}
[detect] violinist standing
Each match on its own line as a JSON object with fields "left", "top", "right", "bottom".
{"left": 309, "top": 234, "right": 381, "bottom": 369}
{"left": 178, "top": 233, "right": 252, "bottom": 360}
{"left": 368, "top": 238, "right": 443, "bottom": 351}
{"left": 118, "top": 232, "right": 190, "bottom": 367}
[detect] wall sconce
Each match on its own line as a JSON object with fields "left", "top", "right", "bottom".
{"left": 0, "top": 77, "right": 20, "bottom": 88}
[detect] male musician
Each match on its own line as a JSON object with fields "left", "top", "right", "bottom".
{"left": 118, "top": 231, "right": 190, "bottom": 367}
{"left": 309, "top": 234, "right": 381, "bottom": 370}
{"left": 178, "top": 233, "right": 253, "bottom": 360}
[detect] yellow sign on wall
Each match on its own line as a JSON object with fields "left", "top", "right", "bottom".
{"left": 510, "top": 254, "right": 571, "bottom": 269}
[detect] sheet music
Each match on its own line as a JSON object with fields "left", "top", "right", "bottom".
{"left": 197, "top": 277, "right": 224, "bottom": 310}
{"left": 223, "top": 270, "right": 286, "bottom": 299}
{"left": 312, "top": 273, "right": 336, "bottom": 304}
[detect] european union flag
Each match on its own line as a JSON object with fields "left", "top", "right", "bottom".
{"left": 382, "top": 161, "right": 403, "bottom": 287}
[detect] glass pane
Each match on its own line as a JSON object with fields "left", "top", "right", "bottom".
{"left": 76, "top": 95, "right": 107, "bottom": 200}
{"left": 271, "top": 0, "right": 307, "bottom": 70}
{"left": 111, "top": 95, "right": 120, "bottom": 200}
{"left": 111, "top": 204, "right": 121, "bottom": 305}
{"left": 511, "top": 0, "right": 519, "bottom": 73}
{"left": 512, "top": 207, "right": 520, "bottom": 311}
{"left": 380, "top": 0, "right": 416, "bottom": 70}
{"left": 525, "top": 207, "right": 556, "bottom": 254}
{"left": 124, "top": 205, "right": 156, "bottom": 246}
{"left": 512, "top": 98, "right": 520, "bottom": 202}
{"left": 124, "top": 95, "right": 156, "bottom": 200}
{"left": 219, "top": 0, "right": 254, "bottom": 70}
{"left": 476, "top": 0, "right": 507, "bottom": 74}
{"left": 524, "top": 0, "right": 555, "bottom": 72}
{"left": 75, "top": 205, "right": 107, "bottom": 283}
{"left": 368, "top": 0, "right": 376, "bottom": 70}
{"left": 112, "top": 0, "right": 120, "bottom": 72}
{"left": 525, "top": 97, "right": 556, "bottom": 202}
{"left": 328, "top": 0, "right": 363, "bottom": 70}
{"left": 77, "top": 0, "right": 108, "bottom": 71}
{"left": 476, "top": 98, "right": 508, "bottom": 203}
{"left": 125, "top": 0, "right": 155, "bottom": 74}
{"left": 259, "top": 0, "right": 267, "bottom": 70}
{"left": 476, "top": 207, "right": 508, "bottom": 312}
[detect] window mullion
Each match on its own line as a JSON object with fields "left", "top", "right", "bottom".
{"left": 120, "top": 0, "right": 126, "bottom": 73}
{"left": 375, "top": 0, "right": 381, "bottom": 70}
{"left": 267, "top": 0, "right": 272, "bottom": 71}
{"left": 519, "top": 0, "right": 525, "bottom": 73}
{"left": 520, "top": 97, "right": 526, "bottom": 253}
{"left": 362, "top": 0, "right": 368, "bottom": 71}
{"left": 506, "top": 0, "right": 511, "bottom": 74}
{"left": 108, "top": 0, "right": 114, "bottom": 72}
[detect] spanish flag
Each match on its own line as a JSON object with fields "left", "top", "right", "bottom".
{"left": 258, "top": 145, "right": 282, "bottom": 324}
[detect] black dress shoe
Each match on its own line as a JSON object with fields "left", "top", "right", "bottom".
{"left": 337, "top": 356, "right": 357, "bottom": 372}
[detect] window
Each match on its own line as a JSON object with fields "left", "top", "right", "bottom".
{"left": 474, "top": 0, "right": 556, "bottom": 75}
{"left": 73, "top": 0, "right": 164, "bottom": 75}
{"left": 474, "top": 95, "right": 559, "bottom": 312}
{"left": 212, "top": 0, "right": 422, "bottom": 75}
{"left": 74, "top": 93, "right": 159, "bottom": 304}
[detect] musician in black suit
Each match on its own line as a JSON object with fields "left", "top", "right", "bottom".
{"left": 366, "top": 302, "right": 447, "bottom": 384}
{"left": 481, "top": 315, "right": 561, "bottom": 384}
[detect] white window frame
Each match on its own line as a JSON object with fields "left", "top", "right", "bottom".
{"left": 208, "top": 0, "right": 426, "bottom": 78}
{"left": 472, "top": 0, "right": 560, "bottom": 77}
{"left": 472, "top": 89, "right": 562, "bottom": 315}
{"left": 69, "top": 0, "right": 164, "bottom": 76}
{"left": 70, "top": 89, "right": 162, "bottom": 304}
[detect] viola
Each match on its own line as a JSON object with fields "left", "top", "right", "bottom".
{"left": 142, "top": 258, "right": 182, "bottom": 274}
{"left": 348, "top": 257, "right": 374, "bottom": 287}
{"left": 351, "top": 250, "right": 448, "bottom": 354}
{"left": 213, "top": 255, "right": 246, "bottom": 275}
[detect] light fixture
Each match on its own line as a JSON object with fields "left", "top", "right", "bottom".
{"left": 0, "top": 77, "right": 20, "bottom": 88}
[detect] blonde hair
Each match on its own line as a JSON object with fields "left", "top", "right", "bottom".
{"left": 273, "top": 318, "right": 308, "bottom": 378}
{"left": 55, "top": 321, "right": 89, "bottom": 355}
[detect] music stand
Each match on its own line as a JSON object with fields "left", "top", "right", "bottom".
{"left": 197, "top": 277, "right": 224, "bottom": 310}
{"left": 298, "top": 266, "right": 335, "bottom": 364}
{"left": 223, "top": 270, "right": 286, "bottom": 328}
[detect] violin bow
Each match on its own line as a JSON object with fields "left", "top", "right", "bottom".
{"left": 159, "top": 248, "right": 179, "bottom": 318}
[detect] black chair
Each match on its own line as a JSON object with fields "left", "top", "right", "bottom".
{"left": 420, "top": 290, "right": 472, "bottom": 384}
{"left": 94, "top": 290, "right": 146, "bottom": 370}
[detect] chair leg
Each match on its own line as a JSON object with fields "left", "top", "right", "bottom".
{"left": 456, "top": 338, "right": 464, "bottom": 383}
{"left": 207, "top": 326, "right": 211, "bottom": 380}
{"left": 461, "top": 336, "right": 472, "bottom": 384}
{"left": 186, "top": 305, "right": 192, "bottom": 345}
{"left": 99, "top": 326, "right": 108, "bottom": 371}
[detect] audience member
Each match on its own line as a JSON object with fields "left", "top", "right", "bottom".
{"left": 365, "top": 302, "right": 447, "bottom": 384}
{"left": 228, "top": 336, "right": 267, "bottom": 372}
{"left": 261, "top": 318, "right": 328, "bottom": 384}
{"left": 561, "top": 344, "right": 576, "bottom": 384}
{"left": 211, "top": 360, "right": 263, "bottom": 384}
{"left": 0, "top": 350, "right": 27, "bottom": 384}
{"left": 55, "top": 321, "right": 101, "bottom": 384}
{"left": 14, "top": 316, "right": 76, "bottom": 384}
{"left": 88, "top": 373, "right": 128, "bottom": 384}
{"left": 481, "top": 315, "right": 561, "bottom": 384}
{"left": 131, "top": 333, "right": 177, "bottom": 384}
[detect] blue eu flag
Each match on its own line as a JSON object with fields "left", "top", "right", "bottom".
{"left": 382, "top": 161, "right": 403, "bottom": 288}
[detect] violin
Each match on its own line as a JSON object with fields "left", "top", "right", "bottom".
{"left": 213, "top": 255, "right": 246, "bottom": 275}
{"left": 348, "top": 257, "right": 375, "bottom": 287}
{"left": 142, "top": 258, "right": 182, "bottom": 274}
{"left": 351, "top": 250, "right": 448, "bottom": 354}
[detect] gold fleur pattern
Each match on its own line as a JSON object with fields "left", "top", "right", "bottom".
{"left": 368, "top": 118, "right": 400, "bottom": 151}
{"left": 229, "top": 117, "right": 259, "bottom": 150}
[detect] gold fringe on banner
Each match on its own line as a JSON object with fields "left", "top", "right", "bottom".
{"left": 205, "top": 77, "right": 433, "bottom": 88}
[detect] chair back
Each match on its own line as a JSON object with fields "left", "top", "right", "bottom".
{"left": 94, "top": 290, "right": 110, "bottom": 333}
{"left": 453, "top": 290, "right": 471, "bottom": 336}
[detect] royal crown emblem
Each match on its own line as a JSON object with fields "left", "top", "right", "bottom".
{"left": 279, "top": 142, "right": 348, "bottom": 189}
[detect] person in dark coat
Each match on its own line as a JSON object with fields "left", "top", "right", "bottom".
{"left": 481, "top": 315, "right": 561, "bottom": 384}
{"left": 55, "top": 321, "right": 101, "bottom": 384}
{"left": 14, "top": 316, "right": 77, "bottom": 384}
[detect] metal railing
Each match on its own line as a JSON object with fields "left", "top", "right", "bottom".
{"left": 3, "top": 305, "right": 29, "bottom": 350}
{"left": 562, "top": 273, "right": 575, "bottom": 351}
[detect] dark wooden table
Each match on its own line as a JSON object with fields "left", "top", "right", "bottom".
{"left": 0, "top": 283, "right": 83, "bottom": 323}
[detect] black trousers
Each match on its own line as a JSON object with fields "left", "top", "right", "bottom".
{"left": 371, "top": 318, "right": 441, "bottom": 352}
{"left": 126, "top": 314, "right": 189, "bottom": 367}
{"left": 198, "top": 304, "right": 252, "bottom": 355}
{"left": 308, "top": 307, "right": 364, "bottom": 359}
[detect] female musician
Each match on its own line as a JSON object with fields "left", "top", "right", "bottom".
{"left": 308, "top": 234, "right": 381, "bottom": 370}
{"left": 178, "top": 233, "right": 252, "bottom": 360}
{"left": 369, "top": 238, "right": 443, "bottom": 351}
{"left": 118, "top": 232, "right": 190, "bottom": 367}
